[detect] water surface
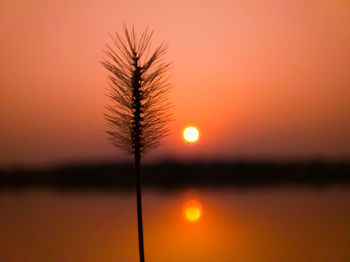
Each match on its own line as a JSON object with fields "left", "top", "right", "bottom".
{"left": 1, "top": 187, "right": 349, "bottom": 262}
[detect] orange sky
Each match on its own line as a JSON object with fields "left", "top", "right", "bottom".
{"left": 1, "top": 0, "right": 350, "bottom": 167}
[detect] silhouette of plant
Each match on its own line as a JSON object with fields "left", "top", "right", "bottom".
{"left": 102, "top": 25, "right": 172, "bottom": 262}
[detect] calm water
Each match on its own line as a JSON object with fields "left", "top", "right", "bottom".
{"left": 0, "top": 187, "right": 349, "bottom": 262}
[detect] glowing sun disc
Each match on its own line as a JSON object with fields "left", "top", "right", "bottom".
{"left": 183, "top": 126, "right": 200, "bottom": 143}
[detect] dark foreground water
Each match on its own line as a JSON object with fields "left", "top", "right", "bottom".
{"left": 1, "top": 187, "right": 349, "bottom": 262}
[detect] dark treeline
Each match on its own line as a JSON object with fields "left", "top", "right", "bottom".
{"left": 0, "top": 161, "right": 349, "bottom": 191}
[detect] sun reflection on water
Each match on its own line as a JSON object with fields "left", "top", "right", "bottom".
{"left": 183, "top": 200, "right": 202, "bottom": 222}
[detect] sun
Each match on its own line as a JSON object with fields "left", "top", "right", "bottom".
{"left": 183, "top": 126, "right": 200, "bottom": 143}
{"left": 183, "top": 200, "right": 202, "bottom": 222}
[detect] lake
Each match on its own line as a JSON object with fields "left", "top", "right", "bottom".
{"left": 0, "top": 187, "right": 349, "bottom": 262}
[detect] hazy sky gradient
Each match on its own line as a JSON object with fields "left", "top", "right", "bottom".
{"left": 1, "top": 0, "right": 350, "bottom": 167}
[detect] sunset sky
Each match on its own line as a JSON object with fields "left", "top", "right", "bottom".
{"left": 1, "top": 0, "right": 350, "bottom": 167}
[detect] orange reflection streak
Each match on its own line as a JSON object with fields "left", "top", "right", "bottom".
{"left": 183, "top": 200, "right": 202, "bottom": 222}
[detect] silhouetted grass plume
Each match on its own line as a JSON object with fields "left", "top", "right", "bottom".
{"left": 101, "top": 24, "right": 172, "bottom": 262}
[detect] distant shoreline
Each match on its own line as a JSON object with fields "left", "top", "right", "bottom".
{"left": 1, "top": 161, "right": 349, "bottom": 191}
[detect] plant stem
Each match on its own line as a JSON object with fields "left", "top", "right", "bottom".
{"left": 135, "top": 152, "right": 145, "bottom": 262}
